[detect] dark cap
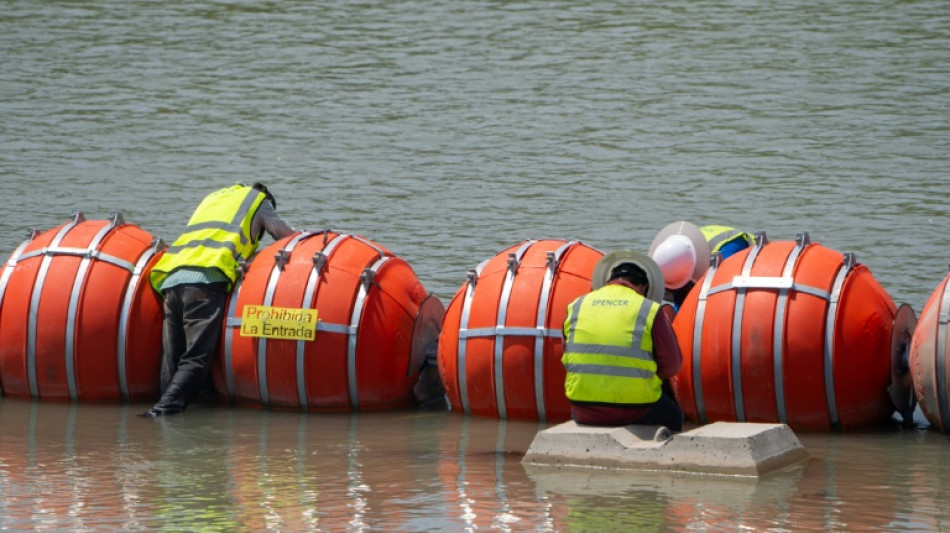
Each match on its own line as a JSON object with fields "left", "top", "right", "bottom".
{"left": 609, "top": 262, "right": 647, "bottom": 285}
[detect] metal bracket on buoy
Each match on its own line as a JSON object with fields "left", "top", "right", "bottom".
{"left": 466, "top": 268, "right": 478, "bottom": 288}
{"left": 709, "top": 250, "right": 722, "bottom": 270}
{"left": 109, "top": 212, "right": 126, "bottom": 227}
{"left": 274, "top": 249, "right": 291, "bottom": 271}
{"left": 360, "top": 267, "right": 376, "bottom": 290}
{"left": 754, "top": 231, "right": 769, "bottom": 247}
{"left": 236, "top": 259, "right": 250, "bottom": 280}
{"left": 843, "top": 252, "right": 856, "bottom": 271}
{"left": 312, "top": 250, "right": 328, "bottom": 273}
{"left": 151, "top": 237, "right": 166, "bottom": 253}
{"left": 26, "top": 228, "right": 39, "bottom": 241}
{"left": 545, "top": 251, "right": 558, "bottom": 273}
{"left": 70, "top": 210, "right": 86, "bottom": 224}
{"left": 507, "top": 252, "right": 520, "bottom": 273}
{"left": 795, "top": 232, "right": 811, "bottom": 247}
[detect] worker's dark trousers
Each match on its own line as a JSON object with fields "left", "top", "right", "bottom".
{"left": 152, "top": 282, "right": 228, "bottom": 414}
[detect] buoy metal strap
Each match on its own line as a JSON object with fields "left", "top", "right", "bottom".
{"left": 0, "top": 232, "right": 37, "bottom": 396}
{"left": 493, "top": 240, "right": 537, "bottom": 419}
{"left": 936, "top": 278, "right": 950, "bottom": 431}
{"left": 256, "top": 232, "right": 313, "bottom": 407}
{"left": 296, "top": 233, "right": 348, "bottom": 408}
{"left": 532, "top": 241, "right": 576, "bottom": 420}
{"left": 455, "top": 264, "right": 485, "bottom": 415}
{"left": 727, "top": 231, "right": 767, "bottom": 421}
{"left": 116, "top": 237, "right": 164, "bottom": 400}
{"left": 823, "top": 252, "right": 855, "bottom": 428}
{"left": 691, "top": 251, "right": 722, "bottom": 424}
{"left": 348, "top": 256, "right": 391, "bottom": 408}
{"left": 65, "top": 216, "right": 124, "bottom": 399}
{"left": 769, "top": 233, "right": 811, "bottom": 423}
{"left": 28, "top": 212, "right": 85, "bottom": 398}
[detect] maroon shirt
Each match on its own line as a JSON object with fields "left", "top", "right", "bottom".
{"left": 568, "top": 280, "right": 684, "bottom": 426}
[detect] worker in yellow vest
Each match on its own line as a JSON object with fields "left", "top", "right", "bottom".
{"left": 648, "top": 221, "right": 755, "bottom": 310}
{"left": 562, "top": 252, "right": 684, "bottom": 430}
{"left": 700, "top": 224, "right": 756, "bottom": 259}
{"left": 140, "top": 183, "right": 296, "bottom": 418}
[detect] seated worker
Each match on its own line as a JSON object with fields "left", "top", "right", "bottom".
{"left": 649, "top": 221, "right": 755, "bottom": 310}
{"left": 561, "top": 251, "right": 684, "bottom": 431}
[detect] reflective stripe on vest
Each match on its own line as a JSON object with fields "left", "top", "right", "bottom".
{"left": 561, "top": 284, "right": 661, "bottom": 405}
{"left": 700, "top": 225, "right": 755, "bottom": 253}
{"left": 149, "top": 185, "right": 266, "bottom": 292}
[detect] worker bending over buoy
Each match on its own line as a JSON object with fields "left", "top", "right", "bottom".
{"left": 561, "top": 251, "right": 684, "bottom": 431}
{"left": 140, "top": 183, "right": 296, "bottom": 418}
{"left": 649, "top": 221, "right": 755, "bottom": 310}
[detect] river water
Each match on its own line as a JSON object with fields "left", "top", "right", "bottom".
{"left": 2, "top": 0, "right": 949, "bottom": 530}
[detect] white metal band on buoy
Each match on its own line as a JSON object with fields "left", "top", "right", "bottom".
{"left": 492, "top": 240, "right": 536, "bottom": 419}
{"left": 28, "top": 212, "right": 85, "bottom": 398}
{"left": 223, "top": 271, "right": 245, "bottom": 402}
{"left": 823, "top": 252, "right": 854, "bottom": 428}
{"left": 0, "top": 234, "right": 36, "bottom": 396}
{"left": 296, "top": 232, "right": 348, "bottom": 408}
{"left": 728, "top": 233, "right": 766, "bottom": 421}
{"left": 769, "top": 233, "right": 811, "bottom": 423}
{"left": 257, "top": 232, "right": 313, "bottom": 408}
{"left": 348, "top": 255, "right": 390, "bottom": 408}
{"left": 64, "top": 215, "right": 123, "bottom": 399}
{"left": 456, "top": 273, "right": 476, "bottom": 415}
{"left": 116, "top": 238, "right": 162, "bottom": 400}
{"left": 532, "top": 241, "right": 575, "bottom": 421}
{"left": 692, "top": 252, "right": 722, "bottom": 424}
{"left": 936, "top": 276, "right": 950, "bottom": 431}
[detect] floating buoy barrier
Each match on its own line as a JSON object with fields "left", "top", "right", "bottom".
{"left": 909, "top": 271, "right": 950, "bottom": 433}
{"left": 438, "top": 239, "right": 603, "bottom": 421}
{"left": 671, "top": 232, "right": 916, "bottom": 431}
{"left": 0, "top": 212, "right": 165, "bottom": 401}
{"left": 216, "top": 230, "right": 443, "bottom": 411}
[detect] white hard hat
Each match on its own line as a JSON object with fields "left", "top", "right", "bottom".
{"left": 650, "top": 234, "right": 697, "bottom": 290}
{"left": 648, "top": 221, "right": 711, "bottom": 290}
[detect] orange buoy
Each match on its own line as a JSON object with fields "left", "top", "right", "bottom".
{"left": 0, "top": 212, "right": 165, "bottom": 401}
{"left": 215, "top": 230, "right": 443, "bottom": 411}
{"left": 672, "top": 232, "right": 915, "bottom": 431}
{"left": 909, "top": 271, "right": 950, "bottom": 433}
{"left": 438, "top": 239, "right": 603, "bottom": 421}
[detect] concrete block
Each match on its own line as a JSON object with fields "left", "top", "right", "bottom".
{"left": 522, "top": 421, "right": 808, "bottom": 477}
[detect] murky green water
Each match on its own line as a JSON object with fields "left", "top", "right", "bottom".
{"left": 2, "top": 0, "right": 950, "bottom": 530}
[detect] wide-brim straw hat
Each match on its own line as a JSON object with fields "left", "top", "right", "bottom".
{"left": 591, "top": 250, "right": 666, "bottom": 303}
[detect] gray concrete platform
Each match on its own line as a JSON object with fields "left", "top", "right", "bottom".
{"left": 522, "top": 421, "right": 809, "bottom": 477}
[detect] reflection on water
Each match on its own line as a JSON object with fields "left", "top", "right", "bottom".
{"left": 1, "top": 398, "right": 949, "bottom": 531}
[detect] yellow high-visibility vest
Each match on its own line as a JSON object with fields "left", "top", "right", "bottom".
{"left": 700, "top": 225, "right": 755, "bottom": 254}
{"left": 561, "top": 283, "right": 661, "bottom": 405}
{"left": 149, "top": 184, "right": 267, "bottom": 292}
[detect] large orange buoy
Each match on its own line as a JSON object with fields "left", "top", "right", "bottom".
{"left": 215, "top": 230, "right": 443, "bottom": 411}
{"left": 438, "top": 239, "right": 603, "bottom": 421}
{"left": 0, "top": 212, "right": 165, "bottom": 402}
{"left": 672, "top": 232, "right": 915, "bottom": 431}
{"left": 909, "top": 271, "right": 950, "bottom": 433}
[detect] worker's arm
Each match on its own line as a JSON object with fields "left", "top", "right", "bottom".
{"left": 651, "top": 309, "right": 683, "bottom": 379}
{"left": 252, "top": 201, "right": 297, "bottom": 241}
